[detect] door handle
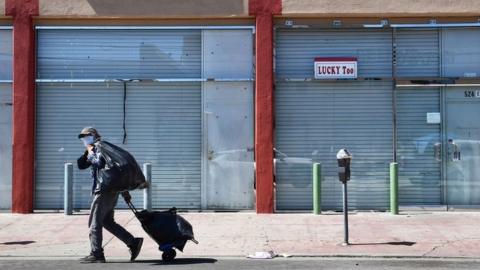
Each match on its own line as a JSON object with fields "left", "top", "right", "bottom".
{"left": 208, "top": 150, "right": 214, "bottom": 160}
{"left": 447, "top": 139, "right": 461, "bottom": 161}
{"left": 247, "top": 147, "right": 254, "bottom": 152}
{"left": 453, "top": 145, "right": 461, "bottom": 161}
{"left": 205, "top": 111, "right": 212, "bottom": 160}
{"left": 434, "top": 142, "right": 441, "bottom": 162}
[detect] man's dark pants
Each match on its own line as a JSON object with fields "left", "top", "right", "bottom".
{"left": 89, "top": 191, "right": 135, "bottom": 255}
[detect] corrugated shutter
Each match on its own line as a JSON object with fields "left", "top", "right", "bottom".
{"left": 36, "top": 29, "right": 202, "bottom": 209}
{"left": 0, "top": 83, "right": 12, "bottom": 209}
{"left": 275, "top": 29, "right": 393, "bottom": 210}
{"left": 37, "top": 29, "right": 201, "bottom": 79}
{"left": 0, "top": 29, "right": 12, "bottom": 80}
{"left": 275, "top": 81, "right": 393, "bottom": 210}
{"left": 123, "top": 82, "right": 201, "bottom": 209}
{"left": 35, "top": 82, "right": 201, "bottom": 209}
{"left": 0, "top": 29, "right": 12, "bottom": 209}
{"left": 441, "top": 28, "right": 480, "bottom": 77}
{"left": 275, "top": 29, "right": 392, "bottom": 78}
{"left": 36, "top": 83, "right": 126, "bottom": 209}
{"left": 397, "top": 89, "right": 441, "bottom": 205}
{"left": 395, "top": 29, "right": 439, "bottom": 77}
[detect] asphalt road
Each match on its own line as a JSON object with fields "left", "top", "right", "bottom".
{"left": 0, "top": 258, "right": 479, "bottom": 270}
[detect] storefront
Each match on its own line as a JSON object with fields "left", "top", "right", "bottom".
{"left": 0, "top": 26, "right": 12, "bottom": 210}
{"left": 274, "top": 26, "right": 394, "bottom": 210}
{"left": 396, "top": 27, "right": 480, "bottom": 208}
{"left": 4, "top": 0, "right": 480, "bottom": 213}
{"left": 274, "top": 20, "right": 480, "bottom": 210}
{"left": 35, "top": 26, "right": 255, "bottom": 210}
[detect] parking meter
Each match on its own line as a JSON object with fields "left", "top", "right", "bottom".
{"left": 336, "top": 148, "right": 352, "bottom": 246}
{"left": 336, "top": 149, "right": 352, "bottom": 183}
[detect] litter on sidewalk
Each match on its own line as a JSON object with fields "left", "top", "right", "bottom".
{"left": 247, "top": 251, "right": 276, "bottom": 259}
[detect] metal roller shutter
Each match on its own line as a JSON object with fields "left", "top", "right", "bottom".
{"left": 123, "top": 82, "right": 201, "bottom": 209}
{"left": 275, "top": 81, "right": 393, "bottom": 210}
{"left": 395, "top": 29, "right": 440, "bottom": 77}
{"left": 397, "top": 89, "right": 442, "bottom": 205}
{"left": 36, "top": 83, "right": 126, "bottom": 209}
{"left": 37, "top": 29, "right": 201, "bottom": 79}
{"left": 0, "top": 29, "right": 12, "bottom": 209}
{"left": 441, "top": 28, "right": 480, "bottom": 77}
{"left": 0, "top": 84, "right": 12, "bottom": 209}
{"left": 36, "top": 29, "right": 202, "bottom": 209}
{"left": 275, "top": 28, "right": 393, "bottom": 210}
{"left": 276, "top": 29, "right": 392, "bottom": 78}
{"left": 35, "top": 82, "right": 202, "bottom": 209}
{"left": 0, "top": 29, "right": 12, "bottom": 79}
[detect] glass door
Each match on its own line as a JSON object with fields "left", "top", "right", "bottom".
{"left": 444, "top": 88, "right": 480, "bottom": 206}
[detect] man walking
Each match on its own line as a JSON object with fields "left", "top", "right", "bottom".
{"left": 77, "top": 127, "right": 143, "bottom": 263}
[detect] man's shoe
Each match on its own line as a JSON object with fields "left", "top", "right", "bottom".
{"left": 129, "top": 238, "right": 143, "bottom": 262}
{"left": 79, "top": 253, "right": 106, "bottom": 263}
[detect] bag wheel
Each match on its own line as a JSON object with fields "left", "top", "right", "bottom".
{"left": 162, "top": 249, "right": 176, "bottom": 262}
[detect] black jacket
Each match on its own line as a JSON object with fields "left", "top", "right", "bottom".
{"left": 77, "top": 144, "right": 105, "bottom": 195}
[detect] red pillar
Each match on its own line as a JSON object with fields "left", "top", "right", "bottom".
{"left": 6, "top": 0, "right": 39, "bottom": 213}
{"left": 250, "top": 0, "right": 281, "bottom": 213}
{"left": 255, "top": 14, "right": 275, "bottom": 213}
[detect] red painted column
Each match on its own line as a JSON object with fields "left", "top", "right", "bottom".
{"left": 250, "top": 0, "right": 281, "bottom": 213}
{"left": 6, "top": 0, "right": 39, "bottom": 213}
{"left": 255, "top": 13, "right": 275, "bottom": 213}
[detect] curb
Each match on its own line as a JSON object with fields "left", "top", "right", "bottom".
{"left": 1, "top": 255, "right": 480, "bottom": 261}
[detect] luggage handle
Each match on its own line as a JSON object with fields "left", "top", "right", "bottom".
{"left": 122, "top": 191, "right": 139, "bottom": 216}
{"left": 126, "top": 200, "right": 139, "bottom": 215}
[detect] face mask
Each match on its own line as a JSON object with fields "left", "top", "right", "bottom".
{"left": 81, "top": 135, "right": 95, "bottom": 147}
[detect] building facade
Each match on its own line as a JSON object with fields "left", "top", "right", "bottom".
{"left": 1, "top": 0, "right": 479, "bottom": 213}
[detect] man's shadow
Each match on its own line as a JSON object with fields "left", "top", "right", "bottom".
{"left": 112, "top": 258, "right": 217, "bottom": 265}
{"left": 1, "top": 241, "right": 36, "bottom": 245}
{"left": 349, "top": 241, "right": 416, "bottom": 246}
{"left": 153, "top": 258, "right": 217, "bottom": 265}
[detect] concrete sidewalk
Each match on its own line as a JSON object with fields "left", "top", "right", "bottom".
{"left": 0, "top": 211, "right": 479, "bottom": 260}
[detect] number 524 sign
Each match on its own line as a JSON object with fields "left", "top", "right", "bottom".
{"left": 464, "top": 90, "right": 480, "bottom": 98}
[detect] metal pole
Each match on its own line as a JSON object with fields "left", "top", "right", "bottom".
{"left": 143, "top": 163, "right": 152, "bottom": 211}
{"left": 64, "top": 163, "right": 73, "bottom": 215}
{"left": 342, "top": 182, "right": 349, "bottom": 246}
{"left": 313, "top": 163, "right": 321, "bottom": 215}
{"left": 390, "top": 162, "right": 399, "bottom": 215}
{"left": 392, "top": 27, "right": 398, "bottom": 163}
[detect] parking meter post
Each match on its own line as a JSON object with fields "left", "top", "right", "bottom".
{"left": 313, "top": 163, "right": 321, "bottom": 215}
{"left": 64, "top": 163, "right": 73, "bottom": 215}
{"left": 390, "top": 162, "right": 399, "bottom": 215}
{"left": 342, "top": 182, "right": 349, "bottom": 246}
{"left": 337, "top": 149, "right": 351, "bottom": 246}
{"left": 143, "top": 163, "right": 152, "bottom": 211}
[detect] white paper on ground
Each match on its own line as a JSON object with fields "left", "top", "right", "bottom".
{"left": 279, "top": 253, "right": 292, "bottom": 257}
{"left": 246, "top": 251, "right": 276, "bottom": 259}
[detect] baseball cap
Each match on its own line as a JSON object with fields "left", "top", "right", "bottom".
{"left": 78, "top": 127, "right": 101, "bottom": 139}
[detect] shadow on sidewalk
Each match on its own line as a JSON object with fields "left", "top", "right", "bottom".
{"left": 1, "top": 241, "right": 36, "bottom": 245}
{"left": 154, "top": 258, "right": 218, "bottom": 265}
{"left": 349, "top": 241, "right": 416, "bottom": 246}
{"left": 113, "top": 258, "right": 218, "bottom": 265}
